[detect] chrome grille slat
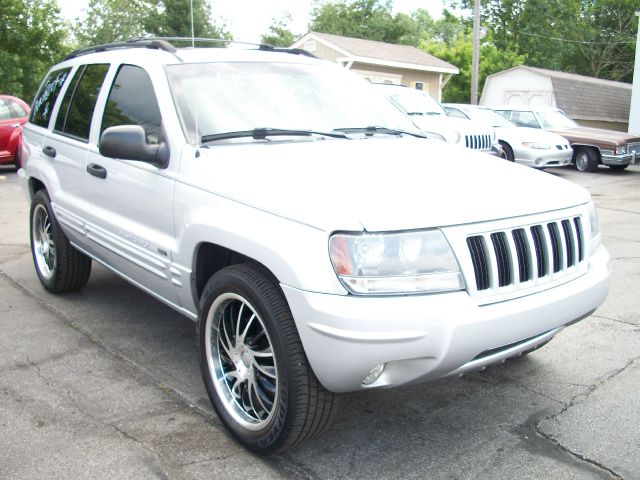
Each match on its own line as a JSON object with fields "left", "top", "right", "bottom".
{"left": 464, "top": 134, "right": 492, "bottom": 151}
{"left": 466, "top": 216, "right": 586, "bottom": 294}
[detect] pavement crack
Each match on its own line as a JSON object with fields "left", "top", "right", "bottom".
{"left": 533, "top": 425, "right": 623, "bottom": 479}
{"left": 591, "top": 314, "right": 639, "bottom": 328}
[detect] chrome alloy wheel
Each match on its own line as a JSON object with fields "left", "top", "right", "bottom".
{"left": 32, "top": 204, "right": 56, "bottom": 280}
{"left": 205, "top": 293, "right": 278, "bottom": 430}
{"left": 575, "top": 151, "right": 588, "bottom": 171}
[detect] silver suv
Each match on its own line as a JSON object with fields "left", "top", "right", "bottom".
{"left": 22, "top": 39, "right": 610, "bottom": 452}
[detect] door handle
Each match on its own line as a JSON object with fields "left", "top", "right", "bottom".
{"left": 42, "top": 145, "right": 56, "bottom": 158}
{"left": 11, "top": 123, "right": 20, "bottom": 128}
{"left": 87, "top": 163, "right": 107, "bottom": 179}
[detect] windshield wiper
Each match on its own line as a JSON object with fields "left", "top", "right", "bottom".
{"left": 201, "top": 128, "right": 348, "bottom": 144}
{"left": 333, "top": 126, "right": 426, "bottom": 139}
{"left": 407, "top": 112, "right": 441, "bottom": 116}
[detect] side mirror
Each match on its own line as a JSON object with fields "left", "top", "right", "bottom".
{"left": 99, "top": 125, "right": 169, "bottom": 169}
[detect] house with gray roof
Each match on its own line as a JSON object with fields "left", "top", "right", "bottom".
{"left": 480, "top": 65, "right": 632, "bottom": 132}
{"left": 291, "top": 32, "right": 459, "bottom": 101}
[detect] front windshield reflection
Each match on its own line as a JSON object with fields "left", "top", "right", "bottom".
{"left": 166, "top": 61, "right": 418, "bottom": 144}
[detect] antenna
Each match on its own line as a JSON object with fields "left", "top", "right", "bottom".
{"left": 190, "top": 0, "right": 195, "bottom": 48}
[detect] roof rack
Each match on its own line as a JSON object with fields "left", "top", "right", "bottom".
{"left": 64, "top": 37, "right": 317, "bottom": 61}
{"left": 64, "top": 39, "right": 177, "bottom": 61}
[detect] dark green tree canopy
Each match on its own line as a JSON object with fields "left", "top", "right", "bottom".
{"left": 309, "top": 0, "right": 416, "bottom": 44}
{"left": 0, "top": 0, "right": 69, "bottom": 100}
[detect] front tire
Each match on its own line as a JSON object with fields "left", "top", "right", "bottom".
{"left": 608, "top": 164, "right": 628, "bottom": 171}
{"left": 499, "top": 141, "right": 514, "bottom": 162}
{"left": 574, "top": 148, "right": 599, "bottom": 172}
{"left": 30, "top": 190, "right": 92, "bottom": 292}
{"left": 198, "top": 264, "right": 339, "bottom": 452}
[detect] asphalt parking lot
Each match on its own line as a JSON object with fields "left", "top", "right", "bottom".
{"left": 0, "top": 163, "right": 638, "bottom": 480}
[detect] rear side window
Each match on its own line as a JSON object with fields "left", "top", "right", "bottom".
{"left": 30, "top": 68, "right": 72, "bottom": 128}
{"left": 101, "top": 65, "right": 162, "bottom": 144}
{"left": 0, "top": 100, "right": 10, "bottom": 120}
{"left": 7, "top": 100, "right": 28, "bottom": 118}
{"left": 54, "top": 64, "right": 109, "bottom": 141}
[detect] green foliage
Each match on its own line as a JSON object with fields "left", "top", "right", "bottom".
{"left": 309, "top": 0, "right": 416, "bottom": 44}
{"left": 74, "top": 0, "right": 154, "bottom": 46}
{"left": 144, "top": 0, "right": 230, "bottom": 39}
{"left": 421, "top": 29, "right": 525, "bottom": 103}
{"left": 453, "top": 0, "right": 638, "bottom": 83}
{"left": 261, "top": 14, "right": 296, "bottom": 47}
{"left": 0, "top": 0, "right": 69, "bottom": 101}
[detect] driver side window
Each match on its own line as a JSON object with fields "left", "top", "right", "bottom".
{"left": 101, "top": 65, "right": 162, "bottom": 144}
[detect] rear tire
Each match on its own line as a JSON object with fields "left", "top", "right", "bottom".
{"left": 13, "top": 147, "right": 21, "bottom": 170}
{"left": 197, "top": 263, "right": 339, "bottom": 453}
{"left": 574, "top": 148, "right": 599, "bottom": 172}
{"left": 30, "top": 190, "right": 92, "bottom": 292}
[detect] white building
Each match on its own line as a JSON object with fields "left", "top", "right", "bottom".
{"left": 481, "top": 66, "right": 633, "bottom": 132}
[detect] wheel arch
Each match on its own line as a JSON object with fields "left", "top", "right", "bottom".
{"left": 571, "top": 144, "right": 602, "bottom": 163}
{"left": 190, "top": 242, "right": 281, "bottom": 309}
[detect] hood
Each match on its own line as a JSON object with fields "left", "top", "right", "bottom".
{"left": 550, "top": 126, "right": 640, "bottom": 147}
{"left": 495, "top": 126, "right": 569, "bottom": 146}
{"left": 184, "top": 137, "right": 590, "bottom": 232}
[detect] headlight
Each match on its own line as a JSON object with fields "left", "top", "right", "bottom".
{"left": 616, "top": 145, "right": 626, "bottom": 155}
{"left": 329, "top": 230, "right": 464, "bottom": 295}
{"left": 587, "top": 201, "right": 601, "bottom": 254}
{"left": 522, "top": 142, "right": 551, "bottom": 150}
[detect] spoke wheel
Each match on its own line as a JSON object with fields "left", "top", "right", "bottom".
{"left": 205, "top": 293, "right": 279, "bottom": 430}
{"left": 32, "top": 204, "right": 56, "bottom": 281}
{"left": 198, "top": 264, "right": 340, "bottom": 452}
{"left": 29, "top": 190, "right": 92, "bottom": 293}
{"left": 575, "top": 148, "right": 598, "bottom": 172}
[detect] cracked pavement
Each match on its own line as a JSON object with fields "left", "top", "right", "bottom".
{"left": 1, "top": 164, "right": 639, "bottom": 479}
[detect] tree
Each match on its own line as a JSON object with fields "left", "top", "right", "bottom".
{"left": 261, "top": 14, "right": 296, "bottom": 47}
{"left": 74, "top": 0, "right": 154, "bottom": 46}
{"left": 308, "top": 0, "right": 417, "bottom": 44}
{"left": 144, "top": 0, "right": 230, "bottom": 39}
{"left": 421, "top": 30, "right": 524, "bottom": 103}
{"left": 0, "top": 0, "right": 69, "bottom": 101}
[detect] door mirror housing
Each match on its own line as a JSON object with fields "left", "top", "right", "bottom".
{"left": 99, "top": 125, "right": 169, "bottom": 168}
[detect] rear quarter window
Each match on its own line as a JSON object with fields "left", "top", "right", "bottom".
{"left": 30, "top": 68, "right": 72, "bottom": 128}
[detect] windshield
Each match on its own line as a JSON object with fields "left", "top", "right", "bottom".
{"left": 166, "top": 61, "right": 419, "bottom": 144}
{"left": 389, "top": 90, "right": 447, "bottom": 116}
{"left": 536, "top": 110, "right": 578, "bottom": 129}
{"left": 464, "top": 107, "right": 514, "bottom": 127}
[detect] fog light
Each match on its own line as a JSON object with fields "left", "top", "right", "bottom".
{"left": 362, "top": 363, "right": 385, "bottom": 385}
{"left": 535, "top": 158, "right": 543, "bottom": 166}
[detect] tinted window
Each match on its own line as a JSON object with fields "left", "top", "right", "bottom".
{"left": 54, "top": 64, "right": 109, "bottom": 141}
{"left": 30, "top": 68, "right": 72, "bottom": 128}
{"left": 0, "top": 100, "right": 10, "bottom": 120}
{"left": 7, "top": 100, "right": 27, "bottom": 118}
{"left": 101, "top": 65, "right": 162, "bottom": 144}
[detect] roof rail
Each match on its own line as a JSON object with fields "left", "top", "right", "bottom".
{"left": 64, "top": 39, "right": 177, "bottom": 61}
{"left": 64, "top": 37, "right": 317, "bottom": 61}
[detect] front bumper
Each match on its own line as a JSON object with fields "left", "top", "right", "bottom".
{"left": 601, "top": 151, "right": 636, "bottom": 166}
{"left": 283, "top": 245, "right": 610, "bottom": 393}
{"left": 513, "top": 147, "right": 573, "bottom": 168}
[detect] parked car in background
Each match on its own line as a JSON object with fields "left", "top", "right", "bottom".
{"left": 494, "top": 105, "right": 640, "bottom": 172}
{"left": 374, "top": 84, "right": 501, "bottom": 157}
{"left": 444, "top": 103, "right": 572, "bottom": 169}
{"left": 0, "top": 95, "right": 30, "bottom": 169}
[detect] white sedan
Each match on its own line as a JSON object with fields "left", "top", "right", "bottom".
{"left": 445, "top": 103, "right": 573, "bottom": 168}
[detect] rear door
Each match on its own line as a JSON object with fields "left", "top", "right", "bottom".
{"left": 43, "top": 63, "right": 110, "bottom": 245}
{"left": 0, "top": 99, "right": 14, "bottom": 160}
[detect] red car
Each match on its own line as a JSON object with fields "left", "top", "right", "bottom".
{"left": 0, "top": 95, "right": 30, "bottom": 169}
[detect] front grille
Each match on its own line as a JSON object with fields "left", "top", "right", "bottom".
{"left": 466, "top": 216, "right": 585, "bottom": 293}
{"left": 627, "top": 142, "right": 640, "bottom": 154}
{"left": 464, "top": 134, "right": 492, "bottom": 150}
